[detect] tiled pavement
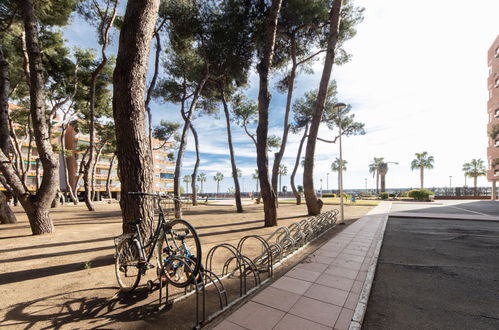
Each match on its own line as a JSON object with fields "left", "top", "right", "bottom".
{"left": 213, "top": 202, "right": 391, "bottom": 330}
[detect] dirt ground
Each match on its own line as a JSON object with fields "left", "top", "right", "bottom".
{"left": 0, "top": 201, "right": 373, "bottom": 329}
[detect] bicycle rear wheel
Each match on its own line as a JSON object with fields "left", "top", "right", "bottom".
{"left": 115, "top": 238, "right": 142, "bottom": 292}
{"left": 157, "top": 219, "right": 202, "bottom": 288}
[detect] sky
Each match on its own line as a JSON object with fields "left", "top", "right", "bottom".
{"left": 64, "top": 0, "right": 499, "bottom": 193}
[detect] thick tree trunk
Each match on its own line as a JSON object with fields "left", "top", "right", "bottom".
{"left": 256, "top": 0, "right": 282, "bottom": 227}
{"left": 112, "top": 0, "right": 159, "bottom": 236}
{"left": 380, "top": 174, "right": 386, "bottom": 193}
{"left": 23, "top": 201, "right": 54, "bottom": 235}
{"left": 291, "top": 124, "right": 308, "bottom": 205}
{"left": 474, "top": 177, "right": 477, "bottom": 196}
{"left": 303, "top": 0, "right": 343, "bottom": 216}
{"left": 16, "top": 0, "right": 60, "bottom": 234}
{"left": 221, "top": 87, "right": 243, "bottom": 213}
{"left": 420, "top": 167, "right": 424, "bottom": 189}
{"left": 106, "top": 154, "right": 116, "bottom": 198}
{"left": 173, "top": 77, "right": 207, "bottom": 218}
{"left": 190, "top": 123, "right": 200, "bottom": 206}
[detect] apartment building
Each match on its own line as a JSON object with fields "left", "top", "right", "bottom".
{"left": 487, "top": 35, "right": 499, "bottom": 199}
{"left": 1, "top": 104, "right": 175, "bottom": 199}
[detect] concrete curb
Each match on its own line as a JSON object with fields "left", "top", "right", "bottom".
{"left": 349, "top": 203, "right": 391, "bottom": 330}
{"left": 390, "top": 212, "right": 499, "bottom": 222}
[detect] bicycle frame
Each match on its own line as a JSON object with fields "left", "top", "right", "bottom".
{"left": 133, "top": 199, "right": 170, "bottom": 265}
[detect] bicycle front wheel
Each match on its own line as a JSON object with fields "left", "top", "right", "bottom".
{"left": 157, "top": 219, "right": 202, "bottom": 288}
{"left": 115, "top": 238, "right": 142, "bottom": 292}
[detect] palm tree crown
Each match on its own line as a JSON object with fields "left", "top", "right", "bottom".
{"left": 331, "top": 158, "right": 347, "bottom": 172}
{"left": 462, "top": 159, "right": 486, "bottom": 178}
{"left": 410, "top": 152, "right": 434, "bottom": 171}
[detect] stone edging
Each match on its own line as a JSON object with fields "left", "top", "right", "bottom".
{"left": 349, "top": 202, "right": 391, "bottom": 330}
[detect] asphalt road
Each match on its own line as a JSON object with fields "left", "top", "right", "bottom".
{"left": 363, "top": 217, "right": 499, "bottom": 330}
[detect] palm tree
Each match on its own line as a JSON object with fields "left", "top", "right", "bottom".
{"left": 213, "top": 172, "right": 224, "bottom": 196}
{"left": 368, "top": 157, "right": 384, "bottom": 194}
{"left": 331, "top": 158, "right": 347, "bottom": 193}
{"left": 278, "top": 164, "right": 288, "bottom": 193}
{"left": 378, "top": 161, "right": 398, "bottom": 193}
{"left": 411, "top": 152, "right": 434, "bottom": 188}
{"left": 183, "top": 175, "right": 192, "bottom": 194}
{"left": 197, "top": 173, "right": 206, "bottom": 193}
{"left": 462, "top": 159, "right": 486, "bottom": 196}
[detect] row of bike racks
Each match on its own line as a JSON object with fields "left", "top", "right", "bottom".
{"left": 157, "top": 209, "right": 339, "bottom": 329}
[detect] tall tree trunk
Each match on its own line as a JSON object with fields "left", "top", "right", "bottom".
{"left": 376, "top": 172, "right": 379, "bottom": 194}
{"left": 190, "top": 123, "right": 200, "bottom": 206}
{"left": 84, "top": 1, "right": 118, "bottom": 211}
{"left": 338, "top": 171, "right": 340, "bottom": 194}
{"left": 303, "top": 0, "right": 343, "bottom": 216}
{"left": 90, "top": 145, "right": 104, "bottom": 201}
{"left": 271, "top": 41, "right": 297, "bottom": 207}
{"left": 73, "top": 147, "right": 89, "bottom": 199}
{"left": 380, "top": 174, "right": 386, "bottom": 193}
{"left": 256, "top": 0, "right": 282, "bottom": 227}
{"left": 221, "top": 86, "right": 243, "bottom": 213}
{"left": 173, "top": 77, "right": 207, "bottom": 218}
{"left": 106, "top": 154, "right": 116, "bottom": 198}
{"left": 60, "top": 126, "right": 78, "bottom": 205}
{"left": 291, "top": 124, "right": 308, "bottom": 205}
{"left": 0, "top": 46, "right": 17, "bottom": 224}
{"left": 474, "top": 177, "right": 477, "bottom": 196}
{"left": 112, "top": 0, "right": 159, "bottom": 236}
{"left": 420, "top": 167, "right": 424, "bottom": 189}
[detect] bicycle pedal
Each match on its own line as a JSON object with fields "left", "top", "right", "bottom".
{"left": 146, "top": 263, "right": 155, "bottom": 269}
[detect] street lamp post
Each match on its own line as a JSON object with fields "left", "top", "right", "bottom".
{"left": 334, "top": 102, "right": 346, "bottom": 223}
{"left": 326, "top": 173, "right": 330, "bottom": 192}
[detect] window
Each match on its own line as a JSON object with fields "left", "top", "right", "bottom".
{"left": 496, "top": 46, "right": 499, "bottom": 58}
{"left": 495, "top": 78, "right": 499, "bottom": 88}
{"left": 495, "top": 109, "right": 499, "bottom": 118}
{"left": 495, "top": 140, "right": 499, "bottom": 147}
{"left": 160, "top": 173, "right": 174, "bottom": 179}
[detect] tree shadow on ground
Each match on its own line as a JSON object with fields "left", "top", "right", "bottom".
{"left": 2, "top": 287, "right": 163, "bottom": 330}
{"left": 0, "top": 254, "right": 114, "bottom": 285}
{"left": 0, "top": 236, "right": 114, "bottom": 253}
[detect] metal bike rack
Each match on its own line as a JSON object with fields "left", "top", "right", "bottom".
{"left": 155, "top": 209, "right": 340, "bottom": 329}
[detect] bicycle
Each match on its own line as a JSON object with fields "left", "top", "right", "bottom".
{"left": 114, "top": 192, "right": 202, "bottom": 292}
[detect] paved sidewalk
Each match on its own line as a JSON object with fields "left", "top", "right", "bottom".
{"left": 213, "top": 202, "right": 391, "bottom": 330}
